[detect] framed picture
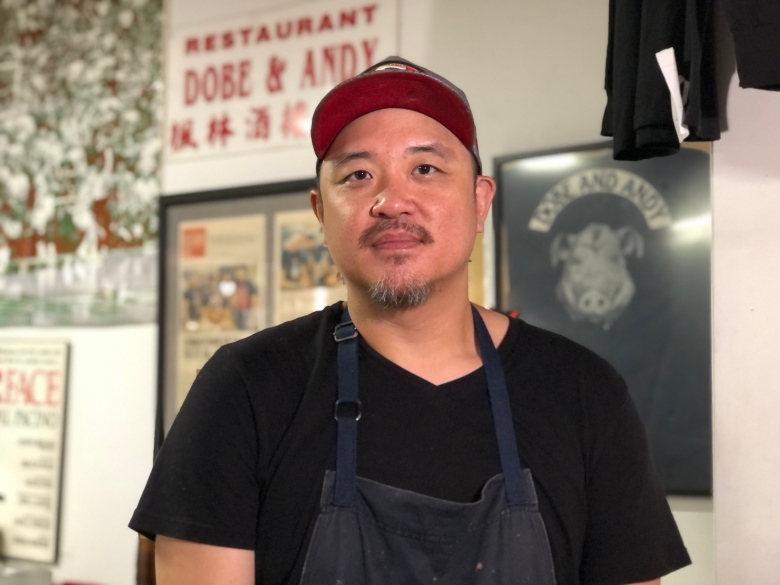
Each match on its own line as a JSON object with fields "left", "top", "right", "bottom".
{"left": 156, "top": 179, "right": 346, "bottom": 452}
{"left": 494, "top": 142, "right": 712, "bottom": 495}
{"left": 0, "top": 339, "right": 69, "bottom": 563}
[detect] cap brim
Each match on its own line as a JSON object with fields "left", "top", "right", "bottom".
{"left": 311, "top": 72, "right": 476, "bottom": 160}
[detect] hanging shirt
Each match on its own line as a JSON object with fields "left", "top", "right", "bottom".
{"left": 601, "top": 0, "right": 720, "bottom": 160}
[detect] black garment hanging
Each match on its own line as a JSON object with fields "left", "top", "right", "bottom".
{"left": 720, "top": 0, "right": 780, "bottom": 90}
{"left": 601, "top": 0, "right": 720, "bottom": 160}
{"left": 299, "top": 306, "right": 557, "bottom": 584}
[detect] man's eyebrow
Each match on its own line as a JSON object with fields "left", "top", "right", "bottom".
{"left": 328, "top": 150, "right": 373, "bottom": 170}
{"left": 405, "top": 143, "right": 456, "bottom": 159}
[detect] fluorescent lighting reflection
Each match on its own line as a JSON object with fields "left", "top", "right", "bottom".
{"left": 671, "top": 214, "right": 711, "bottom": 232}
{"left": 671, "top": 214, "right": 711, "bottom": 245}
{"left": 519, "top": 153, "right": 579, "bottom": 171}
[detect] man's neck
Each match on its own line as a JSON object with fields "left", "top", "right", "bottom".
{"left": 343, "top": 283, "right": 502, "bottom": 386}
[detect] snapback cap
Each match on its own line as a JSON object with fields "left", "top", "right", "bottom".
{"left": 311, "top": 56, "right": 482, "bottom": 174}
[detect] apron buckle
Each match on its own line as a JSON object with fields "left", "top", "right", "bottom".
{"left": 333, "top": 321, "right": 359, "bottom": 342}
{"left": 334, "top": 399, "right": 362, "bottom": 421}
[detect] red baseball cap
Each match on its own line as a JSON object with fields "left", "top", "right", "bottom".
{"left": 311, "top": 56, "right": 482, "bottom": 174}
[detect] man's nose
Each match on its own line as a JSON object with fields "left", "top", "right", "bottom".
{"left": 370, "top": 174, "right": 416, "bottom": 219}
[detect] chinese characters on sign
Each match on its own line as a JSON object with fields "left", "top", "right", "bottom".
{"left": 166, "top": 0, "right": 398, "bottom": 160}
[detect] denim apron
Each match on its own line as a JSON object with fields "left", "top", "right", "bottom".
{"left": 299, "top": 306, "right": 557, "bottom": 584}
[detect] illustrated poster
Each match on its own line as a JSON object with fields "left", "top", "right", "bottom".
{"left": 176, "top": 215, "right": 267, "bottom": 409}
{"left": 497, "top": 144, "right": 712, "bottom": 494}
{"left": 273, "top": 210, "right": 345, "bottom": 325}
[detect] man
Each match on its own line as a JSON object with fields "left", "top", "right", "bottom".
{"left": 131, "top": 57, "right": 690, "bottom": 584}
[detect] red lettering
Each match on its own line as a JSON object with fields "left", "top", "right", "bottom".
{"left": 221, "top": 64, "right": 235, "bottom": 100}
{"left": 300, "top": 50, "right": 316, "bottom": 89}
{"left": 340, "top": 43, "right": 358, "bottom": 81}
{"left": 266, "top": 56, "right": 286, "bottom": 93}
{"left": 170, "top": 119, "right": 199, "bottom": 151}
{"left": 363, "top": 4, "right": 378, "bottom": 24}
{"left": 256, "top": 25, "right": 271, "bottom": 43}
{"left": 184, "top": 70, "right": 199, "bottom": 105}
{"left": 185, "top": 37, "right": 199, "bottom": 54}
{"left": 203, "top": 66, "right": 218, "bottom": 101}
{"left": 362, "top": 38, "right": 378, "bottom": 68}
{"left": 205, "top": 34, "right": 216, "bottom": 51}
{"left": 222, "top": 31, "right": 234, "bottom": 49}
{"left": 246, "top": 107, "right": 270, "bottom": 141}
{"left": 340, "top": 10, "right": 357, "bottom": 27}
{"left": 298, "top": 17, "right": 312, "bottom": 35}
{"left": 239, "top": 27, "right": 252, "bottom": 45}
{"left": 276, "top": 21, "right": 292, "bottom": 40}
{"left": 319, "top": 14, "right": 334, "bottom": 32}
{"left": 208, "top": 114, "right": 234, "bottom": 147}
{"left": 239, "top": 60, "right": 251, "bottom": 97}
{"left": 45, "top": 370, "right": 60, "bottom": 407}
{"left": 322, "top": 47, "right": 337, "bottom": 84}
{"left": 0, "top": 369, "right": 58, "bottom": 406}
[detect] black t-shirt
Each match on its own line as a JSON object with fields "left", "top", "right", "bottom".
{"left": 130, "top": 303, "right": 690, "bottom": 584}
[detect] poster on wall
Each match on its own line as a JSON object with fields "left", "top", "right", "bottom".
{"left": 0, "top": 340, "right": 69, "bottom": 563}
{"left": 0, "top": 0, "right": 163, "bottom": 326}
{"left": 165, "top": 0, "right": 399, "bottom": 161}
{"left": 273, "top": 210, "right": 344, "bottom": 325}
{"left": 175, "top": 215, "right": 269, "bottom": 409}
{"left": 159, "top": 180, "right": 347, "bottom": 443}
{"left": 494, "top": 142, "right": 712, "bottom": 494}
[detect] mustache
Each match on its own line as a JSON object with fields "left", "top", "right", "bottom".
{"left": 358, "top": 219, "right": 434, "bottom": 248}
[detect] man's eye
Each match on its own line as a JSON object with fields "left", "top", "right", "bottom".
{"left": 415, "top": 164, "right": 436, "bottom": 175}
{"left": 345, "top": 170, "right": 371, "bottom": 182}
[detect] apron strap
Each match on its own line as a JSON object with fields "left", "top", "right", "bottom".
{"left": 471, "top": 305, "right": 528, "bottom": 506}
{"left": 333, "top": 308, "right": 360, "bottom": 507}
{"left": 332, "top": 305, "right": 528, "bottom": 508}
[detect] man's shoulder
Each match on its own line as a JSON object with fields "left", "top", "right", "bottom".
{"left": 223, "top": 302, "right": 342, "bottom": 363}
{"left": 511, "top": 318, "right": 614, "bottom": 370}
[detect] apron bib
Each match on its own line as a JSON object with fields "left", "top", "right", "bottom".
{"left": 300, "top": 306, "right": 557, "bottom": 585}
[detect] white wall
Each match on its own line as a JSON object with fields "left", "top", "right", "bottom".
{"left": 712, "top": 77, "right": 780, "bottom": 583}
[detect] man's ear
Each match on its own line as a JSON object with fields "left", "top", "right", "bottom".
{"left": 474, "top": 175, "right": 497, "bottom": 234}
{"left": 310, "top": 189, "right": 324, "bottom": 224}
{"left": 310, "top": 189, "right": 327, "bottom": 244}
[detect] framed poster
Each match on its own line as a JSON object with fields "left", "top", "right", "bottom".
{"left": 156, "top": 180, "right": 346, "bottom": 450}
{"left": 494, "top": 142, "right": 712, "bottom": 494}
{"left": 0, "top": 339, "right": 69, "bottom": 563}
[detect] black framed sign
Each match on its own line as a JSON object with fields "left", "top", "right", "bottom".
{"left": 156, "top": 179, "right": 345, "bottom": 453}
{"left": 494, "top": 142, "right": 712, "bottom": 494}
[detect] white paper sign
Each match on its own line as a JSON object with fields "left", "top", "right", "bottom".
{"left": 0, "top": 340, "right": 69, "bottom": 563}
{"left": 166, "top": 0, "right": 398, "bottom": 161}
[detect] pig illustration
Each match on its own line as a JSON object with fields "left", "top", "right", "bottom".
{"left": 551, "top": 223, "right": 644, "bottom": 330}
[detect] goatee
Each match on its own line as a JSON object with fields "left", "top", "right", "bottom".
{"left": 368, "top": 274, "right": 433, "bottom": 309}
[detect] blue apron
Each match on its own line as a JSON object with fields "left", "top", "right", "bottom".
{"left": 299, "top": 306, "right": 557, "bottom": 584}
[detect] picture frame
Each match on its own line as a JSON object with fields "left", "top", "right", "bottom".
{"left": 155, "top": 179, "right": 346, "bottom": 453}
{"left": 0, "top": 339, "right": 70, "bottom": 563}
{"left": 493, "top": 142, "right": 712, "bottom": 495}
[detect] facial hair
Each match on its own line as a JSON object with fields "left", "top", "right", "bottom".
{"left": 368, "top": 273, "right": 433, "bottom": 309}
{"left": 357, "top": 218, "right": 436, "bottom": 309}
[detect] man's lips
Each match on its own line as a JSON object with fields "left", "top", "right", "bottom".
{"left": 370, "top": 231, "right": 423, "bottom": 249}
{"left": 358, "top": 220, "right": 434, "bottom": 249}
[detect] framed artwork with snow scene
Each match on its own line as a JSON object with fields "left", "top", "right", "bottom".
{"left": 494, "top": 142, "right": 712, "bottom": 494}
{"left": 0, "top": 0, "right": 163, "bottom": 326}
